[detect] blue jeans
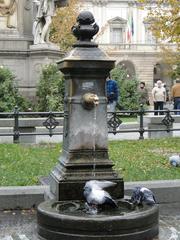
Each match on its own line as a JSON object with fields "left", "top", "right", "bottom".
{"left": 174, "top": 97, "right": 180, "bottom": 115}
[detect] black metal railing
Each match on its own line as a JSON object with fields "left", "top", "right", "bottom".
{"left": 107, "top": 105, "right": 180, "bottom": 139}
{"left": 0, "top": 106, "right": 64, "bottom": 143}
{"left": 0, "top": 106, "right": 179, "bottom": 143}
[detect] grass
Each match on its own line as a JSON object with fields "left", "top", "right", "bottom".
{"left": 0, "top": 137, "right": 180, "bottom": 186}
{"left": 110, "top": 138, "right": 180, "bottom": 181}
{"left": 119, "top": 116, "right": 137, "bottom": 122}
{"left": 0, "top": 144, "right": 60, "bottom": 186}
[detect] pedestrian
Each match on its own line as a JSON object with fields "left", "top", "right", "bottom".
{"left": 106, "top": 75, "right": 119, "bottom": 113}
{"left": 138, "top": 82, "right": 149, "bottom": 106}
{"left": 171, "top": 79, "right": 180, "bottom": 115}
{"left": 162, "top": 83, "right": 169, "bottom": 101}
{"left": 152, "top": 80, "right": 166, "bottom": 115}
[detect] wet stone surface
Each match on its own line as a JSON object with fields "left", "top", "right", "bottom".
{"left": 0, "top": 206, "right": 180, "bottom": 240}
{"left": 156, "top": 215, "right": 180, "bottom": 240}
{"left": 0, "top": 209, "right": 37, "bottom": 240}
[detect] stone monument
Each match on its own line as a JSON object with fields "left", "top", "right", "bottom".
{"left": 0, "top": 0, "right": 66, "bottom": 101}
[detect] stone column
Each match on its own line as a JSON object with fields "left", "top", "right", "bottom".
{"left": 48, "top": 11, "right": 124, "bottom": 201}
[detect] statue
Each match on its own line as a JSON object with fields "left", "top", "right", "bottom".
{"left": 0, "top": 0, "right": 17, "bottom": 28}
{"left": 33, "top": 0, "right": 55, "bottom": 44}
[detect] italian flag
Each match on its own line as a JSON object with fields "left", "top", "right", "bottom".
{"left": 127, "top": 9, "right": 134, "bottom": 43}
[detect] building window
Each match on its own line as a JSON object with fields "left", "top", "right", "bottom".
{"left": 144, "top": 21, "right": 156, "bottom": 44}
{"left": 108, "top": 17, "right": 127, "bottom": 44}
{"left": 111, "top": 28, "right": 123, "bottom": 44}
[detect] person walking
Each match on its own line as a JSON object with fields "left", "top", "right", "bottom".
{"left": 171, "top": 79, "right": 180, "bottom": 115}
{"left": 152, "top": 80, "right": 166, "bottom": 115}
{"left": 138, "top": 82, "right": 149, "bottom": 106}
{"left": 106, "top": 75, "right": 119, "bottom": 113}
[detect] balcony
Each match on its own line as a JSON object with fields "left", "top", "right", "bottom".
{"left": 99, "top": 43, "right": 176, "bottom": 53}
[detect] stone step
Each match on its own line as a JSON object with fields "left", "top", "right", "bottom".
{"left": 18, "top": 235, "right": 30, "bottom": 240}
{"left": 2, "top": 237, "right": 13, "bottom": 240}
{"left": 2, "top": 235, "right": 30, "bottom": 240}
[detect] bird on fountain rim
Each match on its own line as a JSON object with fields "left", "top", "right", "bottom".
{"left": 83, "top": 180, "right": 118, "bottom": 214}
{"left": 131, "top": 186, "right": 156, "bottom": 206}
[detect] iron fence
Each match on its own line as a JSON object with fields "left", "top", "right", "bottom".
{"left": 0, "top": 105, "right": 180, "bottom": 143}
{"left": 0, "top": 106, "right": 64, "bottom": 143}
{"left": 107, "top": 106, "right": 180, "bottom": 140}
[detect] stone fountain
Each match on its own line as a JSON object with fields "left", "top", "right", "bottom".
{"left": 37, "top": 11, "right": 159, "bottom": 240}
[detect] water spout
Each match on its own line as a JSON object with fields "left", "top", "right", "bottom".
{"left": 82, "top": 93, "right": 99, "bottom": 110}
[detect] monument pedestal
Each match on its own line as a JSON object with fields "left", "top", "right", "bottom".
{"left": 0, "top": 39, "right": 63, "bottom": 101}
{"left": 28, "top": 44, "right": 63, "bottom": 100}
{"left": 29, "top": 42, "right": 60, "bottom": 51}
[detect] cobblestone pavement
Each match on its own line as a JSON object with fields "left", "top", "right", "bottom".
{"left": 0, "top": 210, "right": 37, "bottom": 240}
{"left": 0, "top": 208, "right": 180, "bottom": 240}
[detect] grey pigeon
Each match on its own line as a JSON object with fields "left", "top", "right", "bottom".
{"left": 83, "top": 180, "right": 118, "bottom": 212}
{"left": 169, "top": 155, "right": 180, "bottom": 167}
{"left": 131, "top": 187, "right": 156, "bottom": 206}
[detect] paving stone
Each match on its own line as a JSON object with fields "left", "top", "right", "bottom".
{"left": 2, "top": 236, "right": 14, "bottom": 240}
{"left": 0, "top": 208, "right": 180, "bottom": 240}
{"left": 18, "top": 235, "right": 30, "bottom": 240}
{"left": 1, "top": 235, "right": 30, "bottom": 240}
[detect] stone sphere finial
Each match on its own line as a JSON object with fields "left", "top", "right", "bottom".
{"left": 77, "top": 11, "right": 95, "bottom": 25}
{"left": 71, "top": 11, "right": 99, "bottom": 47}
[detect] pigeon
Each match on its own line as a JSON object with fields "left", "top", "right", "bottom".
{"left": 131, "top": 187, "right": 156, "bottom": 206}
{"left": 83, "top": 180, "right": 118, "bottom": 213}
{"left": 169, "top": 155, "right": 180, "bottom": 167}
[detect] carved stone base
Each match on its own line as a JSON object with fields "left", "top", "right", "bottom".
{"left": 46, "top": 150, "right": 124, "bottom": 200}
{"left": 48, "top": 177, "right": 124, "bottom": 201}
{"left": 30, "top": 43, "right": 60, "bottom": 51}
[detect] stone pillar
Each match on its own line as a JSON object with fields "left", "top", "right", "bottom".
{"left": 144, "top": 116, "right": 173, "bottom": 139}
{"left": 48, "top": 11, "right": 124, "bottom": 201}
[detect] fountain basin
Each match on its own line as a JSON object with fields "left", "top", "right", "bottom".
{"left": 37, "top": 200, "right": 159, "bottom": 240}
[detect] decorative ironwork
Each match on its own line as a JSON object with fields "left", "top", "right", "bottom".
{"left": 107, "top": 113, "right": 122, "bottom": 134}
{"left": 13, "top": 106, "right": 20, "bottom": 144}
{"left": 0, "top": 108, "right": 180, "bottom": 143}
{"left": 43, "top": 113, "right": 59, "bottom": 136}
{"left": 162, "top": 112, "right": 174, "bottom": 128}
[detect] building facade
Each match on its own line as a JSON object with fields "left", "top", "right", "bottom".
{"left": 81, "top": 0, "right": 173, "bottom": 99}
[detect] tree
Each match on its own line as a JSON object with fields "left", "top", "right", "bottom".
{"left": 138, "top": 0, "right": 180, "bottom": 77}
{"left": 110, "top": 66, "right": 140, "bottom": 111}
{"left": 0, "top": 67, "right": 29, "bottom": 112}
{"left": 36, "top": 64, "right": 65, "bottom": 111}
{"left": 50, "top": 0, "right": 80, "bottom": 51}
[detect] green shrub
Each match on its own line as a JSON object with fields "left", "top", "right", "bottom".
{"left": 0, "top": 67, "right": 29, "bottom": 112}
{"left": 36, "top": 64, "right": 65, "bottom": 111}
{"left": 171, "top": 63, "right": 180, "bottom": 81}
{"left": 110, "top": 66, "right": 140, "bottom": 111}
